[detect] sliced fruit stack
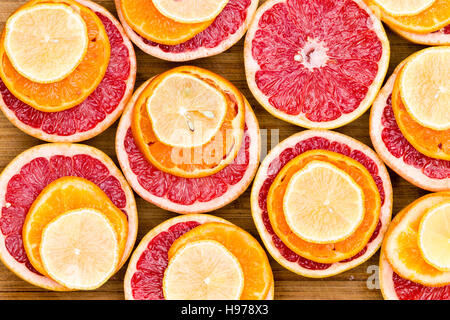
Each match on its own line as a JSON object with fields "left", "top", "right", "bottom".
{"left": 380, "top": 192, "right": 450, "bottom": 300}
{"left": 115, "top": 0, "right": 259, "bottom": 61}
{"left": 251, "top": 130, "right": 393, "bottom": 277}
{"left": 367, "top": 0, "right": 450, "bottom": 45}
{"left": 124, "top": 214, "right": 274, "bottom": 300}
{"left": 0, "top": 144, "right": 138, "bottom": 290}
{"left": 370, "top": 47, "right": 449, "bottom": 191}
{"left": 244, "top": 0, "right": 390, "bottom": 129}
{"left": 0, "top": 0, "right": 136, "bottom": 142}
{"left": 116, "top": 66, "right": 261, "bottom": 214}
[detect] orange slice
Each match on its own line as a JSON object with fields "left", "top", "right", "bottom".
{"left": 372, "top": 0, "right": 436, "bottom": 16}
{"left": 153, "top": 0, "right": 229, "bottom": 24}
{"left": 283, "top": 161, "right": 365, "bottom": 244}
{"left": 119, "top": 0, "right": 212, "bottom": 45}
{"left": 168, "top": 222, "right": 273, "bottom": 300}
{"left": 23, "top": 176, "right": 128, "bottom": 277}
{"left": 132, "top": 66, "right": 245, "bottom": 178}
{"left": 267, "top": 150, "right": 381, "bottom": 264}
{"left": 163, "top": 240, "right": 245, "bottom": 300}
{"left": 384, "top": 192, "right": 450, "bottom": 286}
{"left": 0, "top": 0, "right": 110, "bottom": 112}
{"left": 418, "top": 201, "right": 450, "bottom": 272}
{"left": 4, "top": 3, "right": 88, "bottom": 84}
{"left": 40, "top": 208, "right": 119, "bottom": 290}
{"left": 367, "top": 0, "right": 450, "bottom": 33}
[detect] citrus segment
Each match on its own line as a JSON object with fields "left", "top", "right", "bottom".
{"left": 389, "top": 24, "right": 450, "bottom": 46}
{"left": 399, "top": 47, "right": 450, "bottom": 131}
{"left": 283, "top": 161, "right": 365, "bottom": 244}
{"left": 372, "top": 0, "right": 436, "bottom": 16}
{"left": 153, "top": 0, "right": 229, "bottom": 24}
{"left": 163, "top": 240, "right": 244, "bottom": 300}
{"left": 4, "top": 3, "right": 89, "bottom": 84}
{"left": 418, "top": 201, "right": 450, "bottom": 272}
{"left": 40, "top": 208, "right": 119, "bottom": 290}
{"left": 0, "top": 0, "right": 110, "bottom": 112}
{"left": 119, "top": 0, "right": 211, "bottom": 45}
{"left": 168, "top": 222, "right": 273, "bottom": 300}
{"left": 23, "top": 176, "right": 128, "bottom": 276}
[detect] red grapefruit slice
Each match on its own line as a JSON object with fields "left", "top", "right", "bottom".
{"left": 251, "top": 130, "right": 393, "bottom": 278}
{"left": 116, "top": 80, "right": 261, "bottom": 214}
{"left": 0, "top": 143, "right": 138, "bottom": 291}
{"left": 369, "top": 61, "right": 450, "bottom": 191}
{"left": 390, "top": 24, "right": 450, "bottom": 46}
{"left": 115, "top": 0, "right": 258, "bottom": 61}
{"left": 244, "top": 0, "right": 390, "bottom": 129}
{"left": 0, "top": 0, "right": 136, "bottom": 142}
{"left": 124, "top": 214, "right": 274, "bottom": 300}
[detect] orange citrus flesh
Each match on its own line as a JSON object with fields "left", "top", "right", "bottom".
{"left": 367, "top": 0, "right": 450, "bottom": 34}
{"left": 0, "top": 0, "right": 110, "bottom": 112}
{"left": 168, "top": 222, "right": 273, "bottom": 300}
{"left": 23, "top": 176, "right": 128, "bottom": 277}
{"left": 267, "top": 150, "right": 381, "bottom": 264}
{"left": 392, "top": 70, "right": 450, "bottom": 161}
{"left": 119, "top": 0, "right": 212, "bottom": 45}
{"left": 132, "top": 67, "right": 245, "bottom": 178}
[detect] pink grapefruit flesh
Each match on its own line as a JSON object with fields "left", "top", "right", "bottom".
{"left": 251, "top": 130, "right": 393, "bottom": 278}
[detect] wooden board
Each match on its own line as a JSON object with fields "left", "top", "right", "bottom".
{"left": 0, "top": 0, "right": 432, "bottom": 300}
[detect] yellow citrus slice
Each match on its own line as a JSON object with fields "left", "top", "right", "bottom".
{"left": 163, "top": 240, "right": 244, "bottom": 300}
{"left": 418, "top": 201, "right": 450, "bottom": 272}
{"left": 283, "top": 160, "right": 365, "bottom": 244}
{"left": 399, "top": 46, "right": 450, "bottom": 131}
{"left": 23, "top": 177, "right": 128, "bottom": 277}
{"left": 147, "top": 72, "right": 227, "bottom": 148}
{"left": 372, "top": 0, "right": 436, "bottom": 16}
{"left": 40, "top": 208, "right": 120, "bottom": 290}
{"left": 153, "top": 0, "right": 229, "bottom": 24}
{"left": 4, "top": 3, "right": 89, "bottom": 84}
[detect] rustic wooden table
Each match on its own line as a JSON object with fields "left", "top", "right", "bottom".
{"left": 0, "top": 0, "right": 430, "bottom": 300}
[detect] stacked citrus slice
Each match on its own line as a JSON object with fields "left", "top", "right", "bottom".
{"left": 0, "top": 144, "right": 138, "bottom": 290}
{"left": 366, "top": 0, "right": 450, "bottom": 45}
{"left": 251, "top": 130, "right": 393, "bottom": 277}
{"left": 0, "top": 0, "right": 136, "bottom": 142}
{"left": 124, "top": 214, "right": 274, "bottom": 300}
{"left": 116, "top": 66, "right": 261, "bottom": 214}
{"left": 380, "top": 192, "right": 450, "bottom": 300}
{"left": 115, "top": 0, "right": 258, "bottom": 61}
{"left": 370, "top": 50, "right": 450, "bottom": 191}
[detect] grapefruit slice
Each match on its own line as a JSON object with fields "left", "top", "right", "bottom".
{"left": 372, "top": 0, "right": 436, "bottom": 16}
{"left": 244, "top": 0, "right": 390, "bottom": 129}
{"left": 153, "top": 0, "right": 229, "bottom": 24}
{"left": 131, "top": 67, "right": 245, "bottom": 178}
{"left": 389, "top": 24, "right": 450, "bottom": 46}
{"left": 370, "top": 61, "right": 450, "bottom": 191}
{"left": 0, "top": 0, "right": 136, "bottom": 142}
{"left": 124, "top": 214, "right": 274, "bottom": 300}
{"left": 115, "top": 0, "right": 258, "bottom": 61}
{"left": 168, "top": 222, "right": 273, "bottom": 300}
{"left": 0, "top": 143, "right": 137, "bottom": 291}
{"left": 383, "top": 192, "right": 450, "bottom": 287}
{"left": 251, "top": 130, "right": 393, "bottom": 278}
{"left": 116, "top": 80, "right": 260, "bottom": 214}
{"left": 0, "top": 0, "right": 111, "bottom": 112}
{"left": 23, "top": 177, "right": 128, "bottom": 277}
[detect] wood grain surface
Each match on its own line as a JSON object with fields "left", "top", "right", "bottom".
{"left": 0, "top": 0, "right": 431, "bottom": 300}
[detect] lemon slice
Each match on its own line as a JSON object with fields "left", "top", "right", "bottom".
{"left": 4, "top": 3, "right": 89, "bottom": 84}
{"left": 418, "top": 201, "right": 450, "bottom": 272}
{"left": 163, "top": 240, "right": 244, "bottom": 300}
{"left": 372, "top": 0, "right": 436, "bottom": 16}
{"left": 152, "top": 0, "right": 229, "bottom": 24}
{"left": 283, "top": 161, "right": 365, "bottom": 244}
{"left": 147, "top": 72, "right": 227, "bottom": 148}
{"left": 40, "top": 208, "right": 119, "bottom": 290}
{"left": 399, "top": 46, "right": 450, "bottom": 131}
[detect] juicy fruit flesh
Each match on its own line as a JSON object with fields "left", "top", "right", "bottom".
{"left": 250, "top": 0, "right": 384, "bottom": 122}
{"left": 372, "top": 0, "right": 436, "bottom": 16}
{"left": 153, "top": 0, "right": 229, "bottom": 24}
{"left": 392, "top": 271, "right": 450, "bottom": 300}
{"left": 283, "top": 161, "right": 365, "bottom": 244}
{"left": 163, "top": 240, "right": 244, "bottom": 300}
{"left": 0, "top": 12, "right": 130, "bottom": 138}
